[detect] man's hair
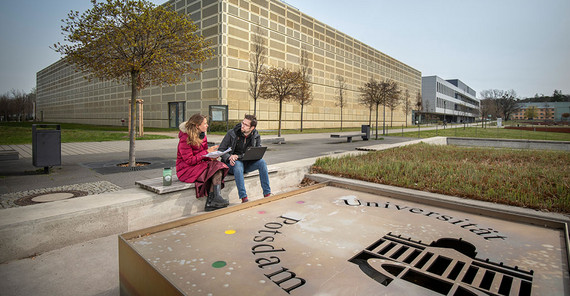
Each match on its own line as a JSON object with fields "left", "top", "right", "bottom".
{"left": 244, "top": 114, "right": 257, "bottom": 127}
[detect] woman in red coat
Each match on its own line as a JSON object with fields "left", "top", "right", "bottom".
{"left": 176, "top": 113, "right": 229, "bottom": 211}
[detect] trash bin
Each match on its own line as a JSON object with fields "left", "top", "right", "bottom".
{"left": 32, "top": 124, "right": 61, "bottom": 172}
{"left": 361, "top": 125, "right": 371, "bottom": 140}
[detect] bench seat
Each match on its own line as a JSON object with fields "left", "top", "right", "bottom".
{"left": 136, "top": 166, "right": 278, "bottom": 194}
{"left": 0, "top": 150, "right": 19, "bottom": 161}
{"left": 330, "top": 134, "right": 368, "bottom": 143}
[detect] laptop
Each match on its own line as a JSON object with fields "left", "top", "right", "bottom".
{"left": 241, "top": 146, "right": 267, "bottom": 161}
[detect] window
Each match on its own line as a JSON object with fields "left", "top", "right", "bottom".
{"left": 169, "top": 102, "right": 185, "bottom": 128}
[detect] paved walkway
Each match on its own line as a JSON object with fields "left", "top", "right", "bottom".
{"left": 0, "top": 125, "right": 478, "bottom": 296}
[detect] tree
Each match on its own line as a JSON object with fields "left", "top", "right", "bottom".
{"left": 386, "top": 82, "right": 401, "bottom": 127}
{"left": 53, "top": 0, "right": 213, "bottom": 167}
{"left": 0, "top": 90, "right": 34, "bottom": 122}
{"left": 358, "top": 77, "right": 377, "bottom": 127}
{"left": 479, "top": 89, "right": 519, "bottom": 121}
{"left": 335, "top": 75, "right": 347, "bottom": 131}
{"left": 496, "top": 90, "right": 519, "bottom": 121}
{"left": 414, "top": 91, "right": 422, "bottom": 124}
{"left": 379, "top": 79, "right": 399, "bottom": 135}
{"left": 296, "top": 48, "right": 312, "bottom": 132}
{"left": 552, "top": 89, "right": 564, "bottom": 101}
{"left": 525, "top": 106, "right": 538, "bottom": 120}
{"left": 543, "top": 103, "right": 553, "bottom": 120}
{"left": 401, "top": 89, "right": 411, "bottom": 127}
{"left": 259, "top": 67, "right": 302, "bottom": 137}
{"left": 359, "top": 78, "right": 381, "bottom": 138}
{"left": 249, "top": 24, "right": 267, "bottom": 116}
{"left": 479, "top": 98, "right": 497, "bottom": 127}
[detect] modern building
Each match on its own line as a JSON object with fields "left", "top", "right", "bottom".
{"left": 511, "top": 102, "right": 570, "bottom": 121}
{"left": 420, "top": 76, "right": 479, "bottom": 124}
{"left": 36, "top": 0, "right": 421, "bottom": 130}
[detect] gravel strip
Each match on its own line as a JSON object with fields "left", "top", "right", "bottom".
{"left": 0, "top": 181, "right": 122, "bottom": 209}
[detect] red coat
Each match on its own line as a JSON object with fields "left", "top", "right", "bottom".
{"left": 176, "top": 131, "right": 211, "bottom": 183}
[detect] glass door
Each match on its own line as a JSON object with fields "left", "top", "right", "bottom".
{"left": 168, "top": 102, "right": 185, "bottom": 128}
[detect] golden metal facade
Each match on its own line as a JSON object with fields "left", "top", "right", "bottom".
{"left": 36, "top": 0, "right": 421, "bottom": 129}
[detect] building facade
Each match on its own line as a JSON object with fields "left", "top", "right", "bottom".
{"left": 511, "top": 102, "right": 570, "bottom": 121}
{"left": 420, "top": 76, "right": 479, "bottom": 124}
{"left": 36, "top": 0, "right": 421, "bottom": 130}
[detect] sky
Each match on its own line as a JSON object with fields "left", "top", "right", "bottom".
{"left": 1, "top": 0, "right": 569, "bottom": 99}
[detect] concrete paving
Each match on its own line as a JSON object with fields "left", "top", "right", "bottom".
{"left": 1, "top": 125, "right": 564, "bottom": 296}
{"left": 0, "top": 130, "right": 420, "bottom": 296}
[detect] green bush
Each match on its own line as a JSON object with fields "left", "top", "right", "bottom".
{"left": 208, "top": 120, "right": 240, "bottom": 132}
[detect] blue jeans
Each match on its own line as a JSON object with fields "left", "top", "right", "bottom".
{"left": 228, "top": 159, "right": 271, "bottom": 199}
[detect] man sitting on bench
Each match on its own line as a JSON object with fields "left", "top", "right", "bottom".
{"left": 218, "top": 114, "right": 271, "bottom": 203}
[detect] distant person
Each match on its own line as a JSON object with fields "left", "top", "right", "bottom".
{"left": 176, "top": 114, "right": 229, "bottom": 211}
{"left": 218, "top": 114, "right": 271, "bottom": 203}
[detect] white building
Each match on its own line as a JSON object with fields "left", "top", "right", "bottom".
{"left": 420, "top": 76, "right": 479, "bottom": 123}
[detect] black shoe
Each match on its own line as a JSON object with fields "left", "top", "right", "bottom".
{"left": 204, "top": 185, "right": 229, "bottom": 211}
{"left": 212, "top": 184, "right": 229, "bottom": 207}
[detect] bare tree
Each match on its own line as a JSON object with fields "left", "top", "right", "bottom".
{"left": 544, "top": 103, "right": 553, "bottom": 120}
{"left": 296, "top": 48, "right": 312, "bottom": 132}
{"left": 480, "top": 89, "right": 519, "bottom": 121}
{"left": 386, "top": 82, "right": 401, "bottom": 127}
{"left": 401, "top": 89, "right": 411, "bottom": 127}
{"left": 335, "top": 75, "right": 347, "bottom": 131}
{"left": 358, "top": 77, "right": 377, "bottom": 127}
{"left": 0, "top": 90, "right": 34, "bottom": 122}
{"left": 249, "top": 25, "right": 267, "bottom": 116}
{"left": 0, "top": 93, "right": 13, "bottom": 121}
{"left": 479, "top": 98, "right": 497, "bottom": 127}
{"left": 414, "top": 91, "right": 422, "bottom": 124}
{"left": 259, "top": 67, "right": 303, "bottom": 137}
{"left": 359, "top": 77, "right": 381, "bottom": 138}
{"left": 379, "top": 79, "right": 399, "bottom": 135}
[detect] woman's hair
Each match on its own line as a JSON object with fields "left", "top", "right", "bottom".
{"left": 185, "top": 113, "right": 206, "bottom": 147}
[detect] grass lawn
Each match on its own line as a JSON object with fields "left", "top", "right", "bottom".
{"left": 393, "top": 125, "right": 570, "bottom": 142}
{"left": 0, "top": 122, "right": 173, "bottom": 144}
{"left": 312, "top": 143, "right": 570, "bottom": 213}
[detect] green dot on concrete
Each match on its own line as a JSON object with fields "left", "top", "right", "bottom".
{"left": 212, "top": 261, "right": 226, "bottom": 268}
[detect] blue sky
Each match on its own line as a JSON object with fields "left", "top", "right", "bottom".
{"left": 1, "top": 0, "right": 568, "bottom": 98}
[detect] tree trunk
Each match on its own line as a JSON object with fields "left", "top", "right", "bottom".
{"left": 375, "top": 103, "right": 379, "bottom": 140}
{"left": 340, "top": 107, "right": 343, "bottom": 131}
{"left": 253, "top": 97, "right": 257, "bottom": 116}
{"left": 278, "top": 99, "right": 283, "bottom": 137}
{"left": 128, "top": 71, "right": 139, "bottom": 167}
{"left": 369, "top": 107, "right": 372, "bottom": 127}
{"left": 300, "top": 103, "right": 304, "bottom": 132}
{"left": 382, "top": 103, "right": 386, "bottom": 135}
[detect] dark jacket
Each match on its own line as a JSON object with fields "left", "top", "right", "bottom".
{"left": 218, "top": 123, "right": 261, "bottom": 165}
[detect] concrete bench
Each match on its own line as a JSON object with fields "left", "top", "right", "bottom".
{"left": 330, "top": 125, "right": 370, "bottom": 143}
{"left": 0, "top": 150, "right": 19, "bottom": 161}
{"left": 330, "top": 134, "right": 368, "bottom": 143}
{"left": 136, "top": 166, "right": 278, "bottom": 194}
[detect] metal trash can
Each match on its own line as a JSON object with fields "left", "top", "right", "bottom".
{"left": 32, "top": 124, "right": 61, "bottom": 172}
{"left": 361, "top": 125, "right": 371, "bottom": 140}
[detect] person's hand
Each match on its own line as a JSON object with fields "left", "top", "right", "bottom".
{"left": 228, "top": 154, "right": 239, "bottom": 166}
{"left": 207, "top": 145, "right": 219, "bottom": 153}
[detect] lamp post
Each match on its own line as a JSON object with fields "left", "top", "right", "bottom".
{"left": 416, "top": 120, "right": 420, "bottom": 138}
